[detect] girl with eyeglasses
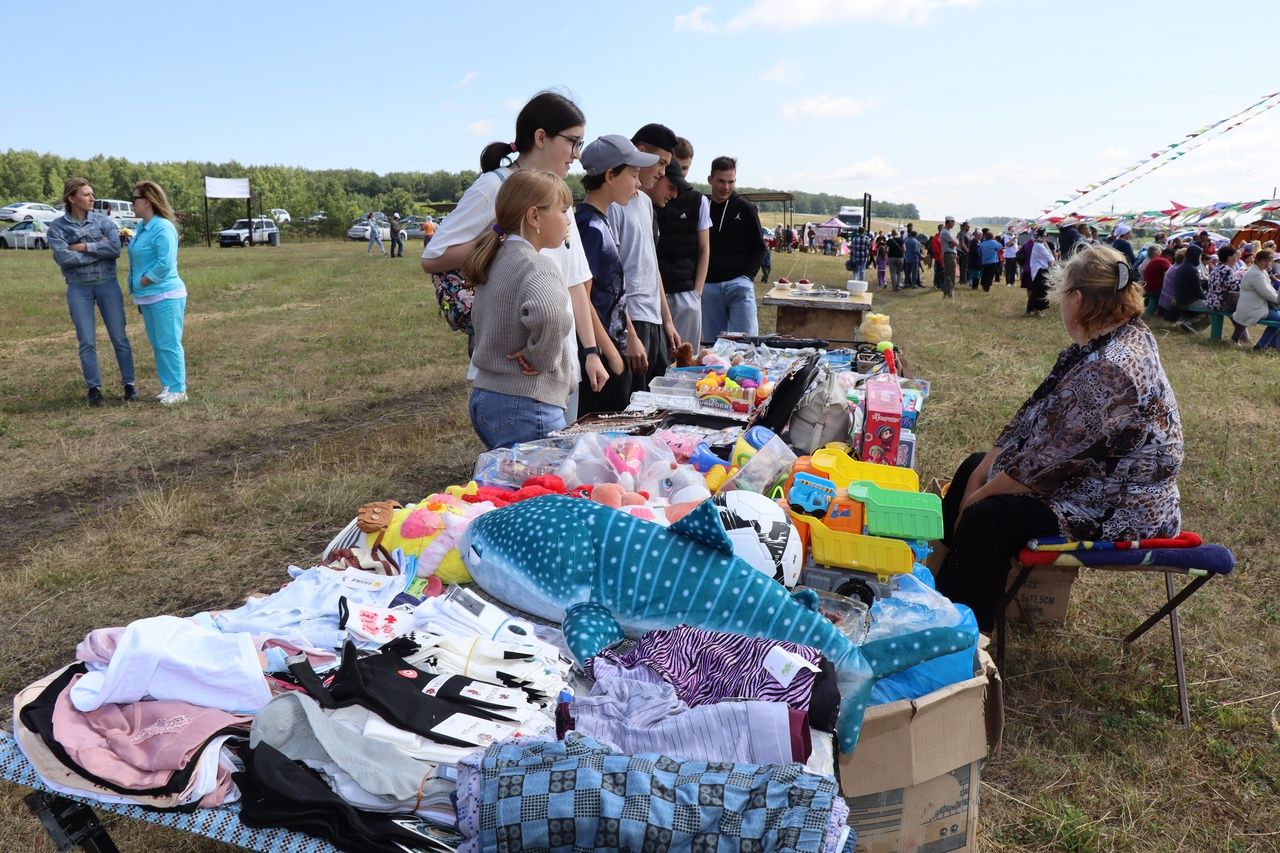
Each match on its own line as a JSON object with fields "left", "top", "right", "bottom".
{"left": 421, "top": 91, "right": 609, "bottom": 410}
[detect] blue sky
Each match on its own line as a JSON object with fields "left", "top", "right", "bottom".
{"left": 5, "top": 0, "right": 1279, "bottom": 220}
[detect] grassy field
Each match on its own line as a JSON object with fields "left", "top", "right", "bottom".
{"left": 1, "top": 240, "right": 1277, "bottom": 851}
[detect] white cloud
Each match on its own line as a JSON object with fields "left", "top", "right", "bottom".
{"left": 1099, "top": 147, "right": 1129, "bottom": 160}
{"left": 503, "top": 97, "right": 525, "bottom": 110}
{"left": 784, "top": 156, "right": 899, "bottom": 186}
{"left": 729, "top": 0, "right": 983, "bottom": 30}
{"left": 467, "top": 119, "right": 494, "bottom": 136}
{"left": 453, "top": 71, "right": 478, "bottom": 91}
{"left": 674, "top": 5, "right": 716, "bottom": 32}
{"left": 760, "top": 59, "right": 801, "bottom": 82}
{"left": 781, "top": 95, "right": 878, "bottom": 119}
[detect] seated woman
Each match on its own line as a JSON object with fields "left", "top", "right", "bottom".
{"left": 933, "top": 244, "right": 1185, "bottom": 630}
{"left": 463, "top": 170, "right": 575, "bottom": 450}
{"left": 1233, "top": 248, "right": 1280, "bottom": 352}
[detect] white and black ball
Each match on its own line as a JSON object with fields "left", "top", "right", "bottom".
{"left": 712, "top": 490, "right": 803, "bottom": 588}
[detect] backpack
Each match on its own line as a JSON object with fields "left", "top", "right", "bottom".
{"left": 432, "top": 270, "right": 475, "bottom": 334}
{"left": 787, "top": 362, "right": 853, "bottom": 455}
{"left": 431, "top": 169, "right": 509, "bottom": 334}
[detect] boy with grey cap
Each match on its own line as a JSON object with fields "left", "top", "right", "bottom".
{"left": 575, "top": 135, "right": 658, "bottom": 415}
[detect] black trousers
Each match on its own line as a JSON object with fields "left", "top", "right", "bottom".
{"left": 1004, "top": 257, "right": 1018, "bottom": 285}
{"left": 578, "top": 357, "right": 632, "bottom": 418}
{"left": 934, "top": 452, "right": 1060, "bottom": 631}
{"left": 979, "top": 262, "right": 999, "bottom": 292}
{"left": 1026, "top": 270, "right": 1050, "bottom": 313}
{"left": 628, "top": 320, "right": 670, "bottom": 395}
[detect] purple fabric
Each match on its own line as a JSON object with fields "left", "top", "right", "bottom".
{"left": 593, "top": 624, "right": 824, "bottom": 710}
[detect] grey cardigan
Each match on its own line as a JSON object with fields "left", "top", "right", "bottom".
{"left": 470, "top": 239, "right": 574, "bottom": 409}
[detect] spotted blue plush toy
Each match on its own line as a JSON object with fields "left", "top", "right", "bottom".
{"left": 461, "top": 494, "right": 971, "bottom": 753}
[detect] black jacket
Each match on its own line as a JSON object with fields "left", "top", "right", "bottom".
{"left": 1173, "top": 244, "right": 1205, "bottom": 306}
{"left": 707, "top": 193, "right": 765, "bottom": 283}
{"left": 656, "top": 188, "right": 703, "bottom": 294}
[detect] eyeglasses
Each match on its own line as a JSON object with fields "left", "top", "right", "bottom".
{"left": 132, "top": 195, "right": 144, "bottom": 201}
{"left": 556, "top": 133, "right": 585, "bottom": 153}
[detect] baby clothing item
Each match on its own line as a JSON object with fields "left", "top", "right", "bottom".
{"left": 69, "top": 615, "right": 271, "bottom": 714}
{"left": 594, "top": 624, "right": 836, "bottom": 723}
{"left": 212, "top": 565, "right": 405, "bottom": 651}
{"left": 572, "top": 658, "right": 805, "bottom": 764}
{"left": 252, "top": 692, "right": 451, "bottom": 819}
{"left": 235, "top": 742, "right": 457, "bottom": 853}
{"left": 15, "top": 666, "right": 240, "bottom": 808}
{"left": 455, "top": 733, "right": 852, "bottom": 853}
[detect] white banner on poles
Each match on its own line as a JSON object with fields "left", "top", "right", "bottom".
{"left": 204, "top": 177, "right": 251, "bottom": 199}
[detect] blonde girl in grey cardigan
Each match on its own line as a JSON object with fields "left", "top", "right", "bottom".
{"left": 462, "top": 170, "right": 576, "bottom": 449}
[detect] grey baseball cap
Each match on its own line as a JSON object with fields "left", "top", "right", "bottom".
{"left": 580, "top": 134, "right": 659, "bottom": 177}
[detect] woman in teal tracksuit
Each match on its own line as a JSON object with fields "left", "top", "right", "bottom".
{"left": 128, "top": 181, "right": 189, "bottom": 404}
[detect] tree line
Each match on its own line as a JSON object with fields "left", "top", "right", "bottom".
{"left": 0, "top": 148, "right": 918, "bottom": 242}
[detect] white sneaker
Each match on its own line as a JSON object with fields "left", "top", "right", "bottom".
{"left": 155, "top": 387, "right": 169, "bottom": 400}
{"left": 158, "top": 391, "right": 188, "bottom": 405}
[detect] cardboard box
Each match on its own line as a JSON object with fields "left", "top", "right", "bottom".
{"left": 1004, "top": 564, "right": 1079, "bottom": 626}
{"left": 839, "top": 650, "right": 1003, "bottom": 853}
{"left": 859, "top": 375, "right": 902, "bottom": 466}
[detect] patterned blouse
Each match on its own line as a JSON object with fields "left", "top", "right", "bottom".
{"left": 1205, "top": 263, "right": 1241, "bottom": 311}
{"left": 990, "top": 319, "right": 1183, "bottom": 540}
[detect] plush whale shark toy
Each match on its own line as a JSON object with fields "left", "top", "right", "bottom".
{"left": 461, "top": 494, "right": 970, "bottom": 753}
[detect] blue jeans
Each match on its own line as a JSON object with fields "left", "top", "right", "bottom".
{"left": 468, "top": 387, "right": 565, "bottom": 450}
{"left": 1255, "top": 307, "right": 1280, "bottom": 349}
{"left": 701, "top": 276, "right": 759, "bottom": 342}
{"left": 139, "top": 297, "right": 187, "bottom": 393}
{"left": 67, "top": 279, "right": 135, "bottom": 389}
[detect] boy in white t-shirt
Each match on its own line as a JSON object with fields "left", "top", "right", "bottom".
{"left": 607, "top": 123, "right": 680, "bottom": 394}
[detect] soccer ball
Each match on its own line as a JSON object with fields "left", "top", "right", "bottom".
{"left": 712, "top": 490, "right": 803, "bottom": 588}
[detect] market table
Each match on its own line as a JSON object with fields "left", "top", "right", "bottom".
{"left": 761, "top": 287, "right": 873, "bottom": 344}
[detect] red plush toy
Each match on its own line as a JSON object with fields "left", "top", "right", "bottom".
{"left": 462, "top": 475, "right": 568, "bottom": 507}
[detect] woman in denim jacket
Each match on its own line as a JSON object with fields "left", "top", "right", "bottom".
{"left": 47, "top": 178, "right": 137, "bottom": 406}
{"left": 128, "top": 181, "right": 189, "bottom": 404}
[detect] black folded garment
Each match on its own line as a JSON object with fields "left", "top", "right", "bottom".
{"left": 235, "top": 743, "right": 453, "bottom": 853}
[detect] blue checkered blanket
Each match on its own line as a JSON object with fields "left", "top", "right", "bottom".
{"left": 456, "top": 733, "right": 852, "bottom": 853}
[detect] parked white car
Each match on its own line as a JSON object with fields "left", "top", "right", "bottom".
{"left": 92, "top": 199, "right": 140, "bottom": 226}
{"left": 0, "top": 219, "right": 50, "bottom": 249}
{"left": 0, "top": 202, "right": 60, "bottom": 223}
{"left": 347, "top": 221, "right": 406, "bottom": 242}
{"left": 269, "top": 208, "right": 291, "bottom": 224}
{"left": 219, "top": 217, "right": 280, "bottom": 247}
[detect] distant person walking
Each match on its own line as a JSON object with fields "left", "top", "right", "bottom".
{"left": 886, "top": 229, "right": 904, "bottom": 291}
{"left": 422, "top": 215, "right": 437, "bottom": 248}
{"left": 129, "top": 181, "right": 189, "bottom": 404}
{"left": 47, "top": 177, "right": 136, "bottom": 406}
{"left": 389, "top": 212, "right": 403, "bottom": 257}
{"left": 365, "top": 212, "right": 386, "bottom": 255}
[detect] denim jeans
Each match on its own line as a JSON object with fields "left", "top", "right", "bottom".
{"left": 139, "top": 297, "right": 187, "bottom": 393}
{"left": 1254, "top": 307, "right": 1280, "bottom": 349}
{"left": 468, "top": 387, "right": 566, "bottom": 450}
{"left": 701, "top": 275, "right": 759, "bottom": 342}
{"left": 67, "top": 279, "right": 135, "bottom": 389}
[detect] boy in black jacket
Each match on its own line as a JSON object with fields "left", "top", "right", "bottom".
{"left": 703, "top": 156, "right": 765, "bottom": 341}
